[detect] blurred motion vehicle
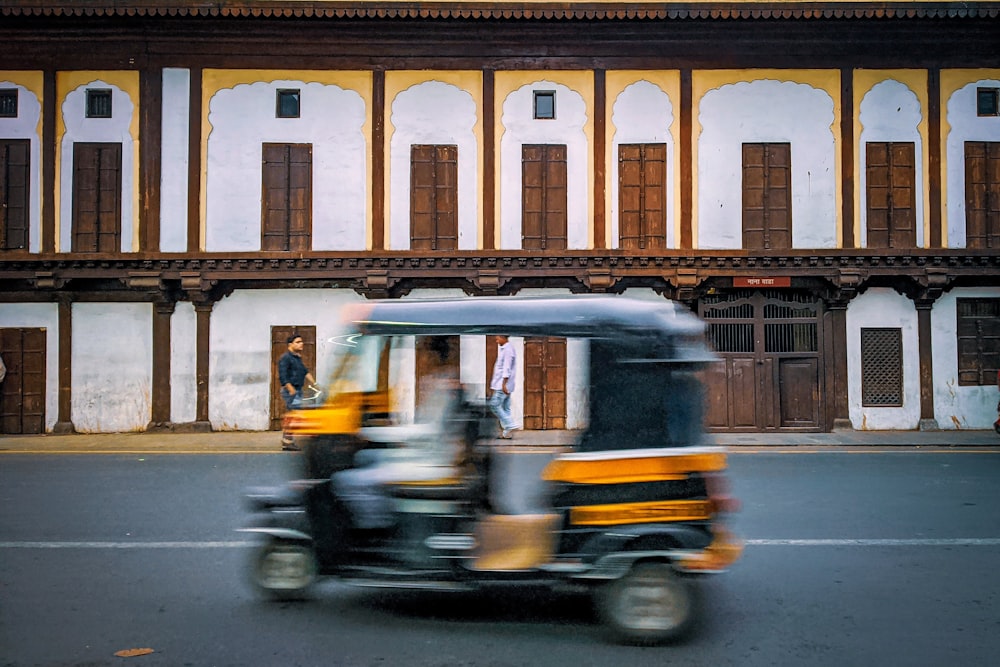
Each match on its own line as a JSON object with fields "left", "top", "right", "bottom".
{"left": 240, "top": 296, "right": 741, "bottom": 644}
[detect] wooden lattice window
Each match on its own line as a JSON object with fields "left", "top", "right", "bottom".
{"left": 861, "top": 328, "right": 903, "bottom": 407}
{"left": 86, "top": 89, "right": 112, "bottom": 118}
{"left": 956, "top": 298, "right": 1000, "bottom": 386}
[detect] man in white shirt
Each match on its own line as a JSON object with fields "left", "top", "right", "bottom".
{"left": 489, "top": 335, "right": 517, "bottom": 439}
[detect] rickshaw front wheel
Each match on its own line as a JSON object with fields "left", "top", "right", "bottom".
{"left": 595, "top": 562, "right": 697, "bottom": 645}
{"left": 249, "top": 538, "right": 318, "bottom": 601}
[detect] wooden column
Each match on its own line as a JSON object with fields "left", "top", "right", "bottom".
{"left": 825, "top": 302, "right": 851, "bottom": 430}
{"left": 916, "top": 302, "right": 939, "bottom": 430}
{"left": 139, "top": 67, "right": 163, "bottom": 252}
{"left": 840, "top": 68, "right": 855, "bottom": 248}
{"left": 372, "top": 68, "right": 386, "bottom": 250}
{"left": 42, "top": 70, "right": 56, "bottom": 253}
{"left": 593, "top": 69, "right": 606, "bottom": 249}
{"left": 483, "top": 69, "right": 496, "bottom": 250}
{"left": 927, "top": 68, "right": 942, "bottom": 248}
{"left": 187, "top": 68, "right": 202, "bottom": 252}
{"left": 194, "top": 301, "right": 213, "bottom": 429}
{"left": 679, "top": 69, "right": 693, "bottom": 249}
{"left": 52, "top": 297, "right": 74, "bottom": 433}
{"left": 149, "top": 300, "right": 175, "bottom": 429}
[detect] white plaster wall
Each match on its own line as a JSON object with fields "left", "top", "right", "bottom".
{"left": 0, "top": 81, "right": 42, "bottom": 253}
{"left": 846, "top": 289, "right": 921, "bottom": 430}
{"left": 170, "top": 301, "right": 197, "bottom": 424}
{"left": 207, "top": 289, "right": 365, "bottom": 430}
{"left": 205, "top": 80, "right": 367, "bottom": 251}
{"left": 858, "top": 79, "right": 925, "bottom": 247}
{"left": 945, "top": 79, "right": 1000, "bottom": 247}
{"left": 0, "top": 303, "right": 59, "bottom": 431}
{"left": 698, "top": 80, "right": 838, "bottom": 250}
{"left": 611, "top": 81, "right": 676, "bottom": 249}
{"left": 500, "top": 82, "right": 589, "bottom": 250}
{"left": 59, "top": 81, "right": 136, "bottom": 253}
{"left": 931, "top": 287, "right": 1000, "bottom": 429}
{"left": 72, "top": 303, "right": 151, "bottom": 432}
{"left": 159, "top": 68, "right": 190, "bottom": 253}
{"left": 388, "top": 82, "right": 479, "bottom": 250}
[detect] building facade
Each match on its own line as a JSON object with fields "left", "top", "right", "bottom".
{"left": 0, "top": 1, "right": 998, "bottom": 434}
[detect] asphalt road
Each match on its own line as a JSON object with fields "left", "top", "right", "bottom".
{"left": 2, "top": 450, "right": 999, "bottom": 667}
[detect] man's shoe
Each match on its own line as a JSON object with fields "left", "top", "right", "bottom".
{"left": 281, "top": 439, "right": 300, "bottom": 451}
{"left": 500, "top": 429, "right": 512, "bottom": 439}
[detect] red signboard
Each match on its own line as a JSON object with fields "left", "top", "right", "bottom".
{"left": 733, "top": 276, "right": 792, "bottom": 288}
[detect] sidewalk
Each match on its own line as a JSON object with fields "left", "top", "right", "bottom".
{"left": 0, "top": 427, "right": 997, "bottom": 453}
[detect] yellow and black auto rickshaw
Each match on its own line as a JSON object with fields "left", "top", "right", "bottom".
{"left": 241, "top": 295, "right": 741, "bottom": 644}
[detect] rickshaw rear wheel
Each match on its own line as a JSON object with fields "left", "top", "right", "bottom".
{"left": 595, "top": 562, "right": 697, "bottom": 645}
{"left": 249, "top": 538, "right": 318, "bottom": 601}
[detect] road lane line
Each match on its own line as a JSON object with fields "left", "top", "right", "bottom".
{"left": 3, "top": 538, "right": 1000, "bottom": 549}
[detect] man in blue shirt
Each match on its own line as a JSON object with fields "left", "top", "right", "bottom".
{"left": 278, "top": 334, "right": 316, "bottom": 451}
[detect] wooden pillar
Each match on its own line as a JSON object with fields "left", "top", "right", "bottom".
{"left": 149, "top": 300, "right": 175, "bottom": 428}
{"left": 679, "top": 69, "right": 693, "bottom": 249}
{"left": 483, "top": 69, "right": 496, "bottom": 250}
{"left": 139, "top": 67, "right": 163, "bottom": 253}
{"left": 194, "top": 301, "right": 213, "bottom": 428}
{"left": 840, "top": 68, "right": 855, "bottom": 248}
{"left": 916, "top": 302, "right": 939, "bottom": 430}
{"left": 42, "top": 70, "right": 56, "bottom": 253}
{"left": 825, "top": 302, "right": 851, "bottom": 430}
{"left": 927, "top": 68, "right": 942, "bottom": 248}
{"left": 187, "top": 68, "right": 202, "bottom": 253}
{"left": 593, "top": 69, "right": 606, "bottom": 250}
{"left": 372, "top": 68, "right": 386, "bottom": 250}
{"left": 52, "top": 297, "right": 74, "bottom": 433}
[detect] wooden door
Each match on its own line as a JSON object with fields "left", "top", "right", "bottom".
{"left": 269, "top": 325, "right": 316, "bottom": 430}
{"left": 965, "top": 141, "right": 1000, "bottom": 249}
{"left": 262, "top": 143, "right": 312, "bottom": 251}
{"left": 1, "top": 139, "right": 30, "bottom": 250}
{"left": 523, "top": 337, "right": 566, "bottom": 430}
{"left": 0, "top": 327, "right": 46, "bottom": 434}
{"left": 742, "top": 143, "right": 791, "bottom": 250}
{"left": 522, "top": 144, "right": 567, "bottom": 250}
{"left": 72, "top": 142, "right": 121, "bottom": 253}
{"left": 410, "top": 144, "right": 458, "bottom": 250}
{"left": 619, "top": 143, "right": 667, "bottom": 249}
{"left": 866, "top": 142, "right": 916, "bottom": 248}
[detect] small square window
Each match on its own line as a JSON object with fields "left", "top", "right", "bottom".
{"left": 976, "top": 87, "right": 999, "bottom": 117}
{"left": 0, "top": 89, "right": 17, "bottom": 118}
{"left": 86, "top": 89, "right": 113, "bottom": 118}
{"left": 533, "top": 91, "right": 555, "bottom": 120}
{"left": 276, "top": 89, "right": 300, "bottom": 118}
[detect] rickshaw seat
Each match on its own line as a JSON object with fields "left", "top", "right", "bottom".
{"left": 470, "top": 513, "right": 561, "bottom": 571}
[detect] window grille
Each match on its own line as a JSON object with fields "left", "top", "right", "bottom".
{"left": 861, "top": 328, "right": 903, "bottom": 406}
{"left": 86, "top": 89, "right": 112, "bottom": 118}
{"left": 956, "top": 298, "right": 1000, "bottom": 386}
{"left": 0, "top": 89, "right": 17, "bottom": 117}
{"left": 977, "top": 87, "right": 1000, "bottom": 117}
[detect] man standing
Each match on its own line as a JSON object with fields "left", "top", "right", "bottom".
{"left": 489, "top": 335, "right": 517, "bottom": 439}
{"left": 278, "top": 334, "right": 316, "bottom": 451}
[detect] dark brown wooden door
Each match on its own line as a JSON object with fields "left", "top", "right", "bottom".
{"left": 742, "top": 143, "right": 791, "bottom": 250}
{"left": 866, "top": 142, "right": 916, "bottom": 248}
{"left": 411, "top": 144, "right": 458, "bottom": 250}
{"left": 700, "top": 291, "right": 822, "bottom": 431}
{"left": 523, "top": 337, "right": 566, "bottom": 430}
{"left": 522, "top": 144, "right": 567, "bottom": 250}
{"left": 72, "top": 142, "right": 121, "bottom": 253}
{"left": 965, "top": 141, "right": 1000, "bottom": 249}
{"left": 1, "top": 139, "right": 30, "bottom": 250}
{"left": 269, "top": 325, "right": 316, "bottom": 430}
{"left": 0, "top": 327, "right": 46, "bottom": 434}
{"left": 262, "top": 143, "right": 312, "bottom": 251}
{"left": 619, "top": 143, "right": 666, "bottom": 249}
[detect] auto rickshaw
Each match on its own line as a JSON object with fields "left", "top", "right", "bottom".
{"left": 240, "top": 295, "right": 741, "bottom": 644}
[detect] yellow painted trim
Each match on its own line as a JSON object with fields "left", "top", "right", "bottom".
{"left": 201, "top": 70, "right": 373, "bottom": 250}
{"left": 56, "top": 71, "right": 140, "bottom": 252}
{"left": 570, "top": 499, "right": 712, "bottom": 526}
{"left": 604, "top": 71, "right": 682, "bottom": 249}
{"left": 494, "top": 70, "right": 594, "bottom": 248}
{"left": 853, "top": 69, "right": 932, "bottom": 248}
{"left": 384, "top": 71, "right": 484, "bottom": 249}
{"left": 0, "top": 71, "right": 45, "bottom": 243}
{"left": 543, "top": 452, "right": 727, "bottom": 484}
{"left": 692, "top": 70, "right": 842, "bottom": 249}
{"left": 939, "top": 69, "right": 1000, "bottom": 249}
